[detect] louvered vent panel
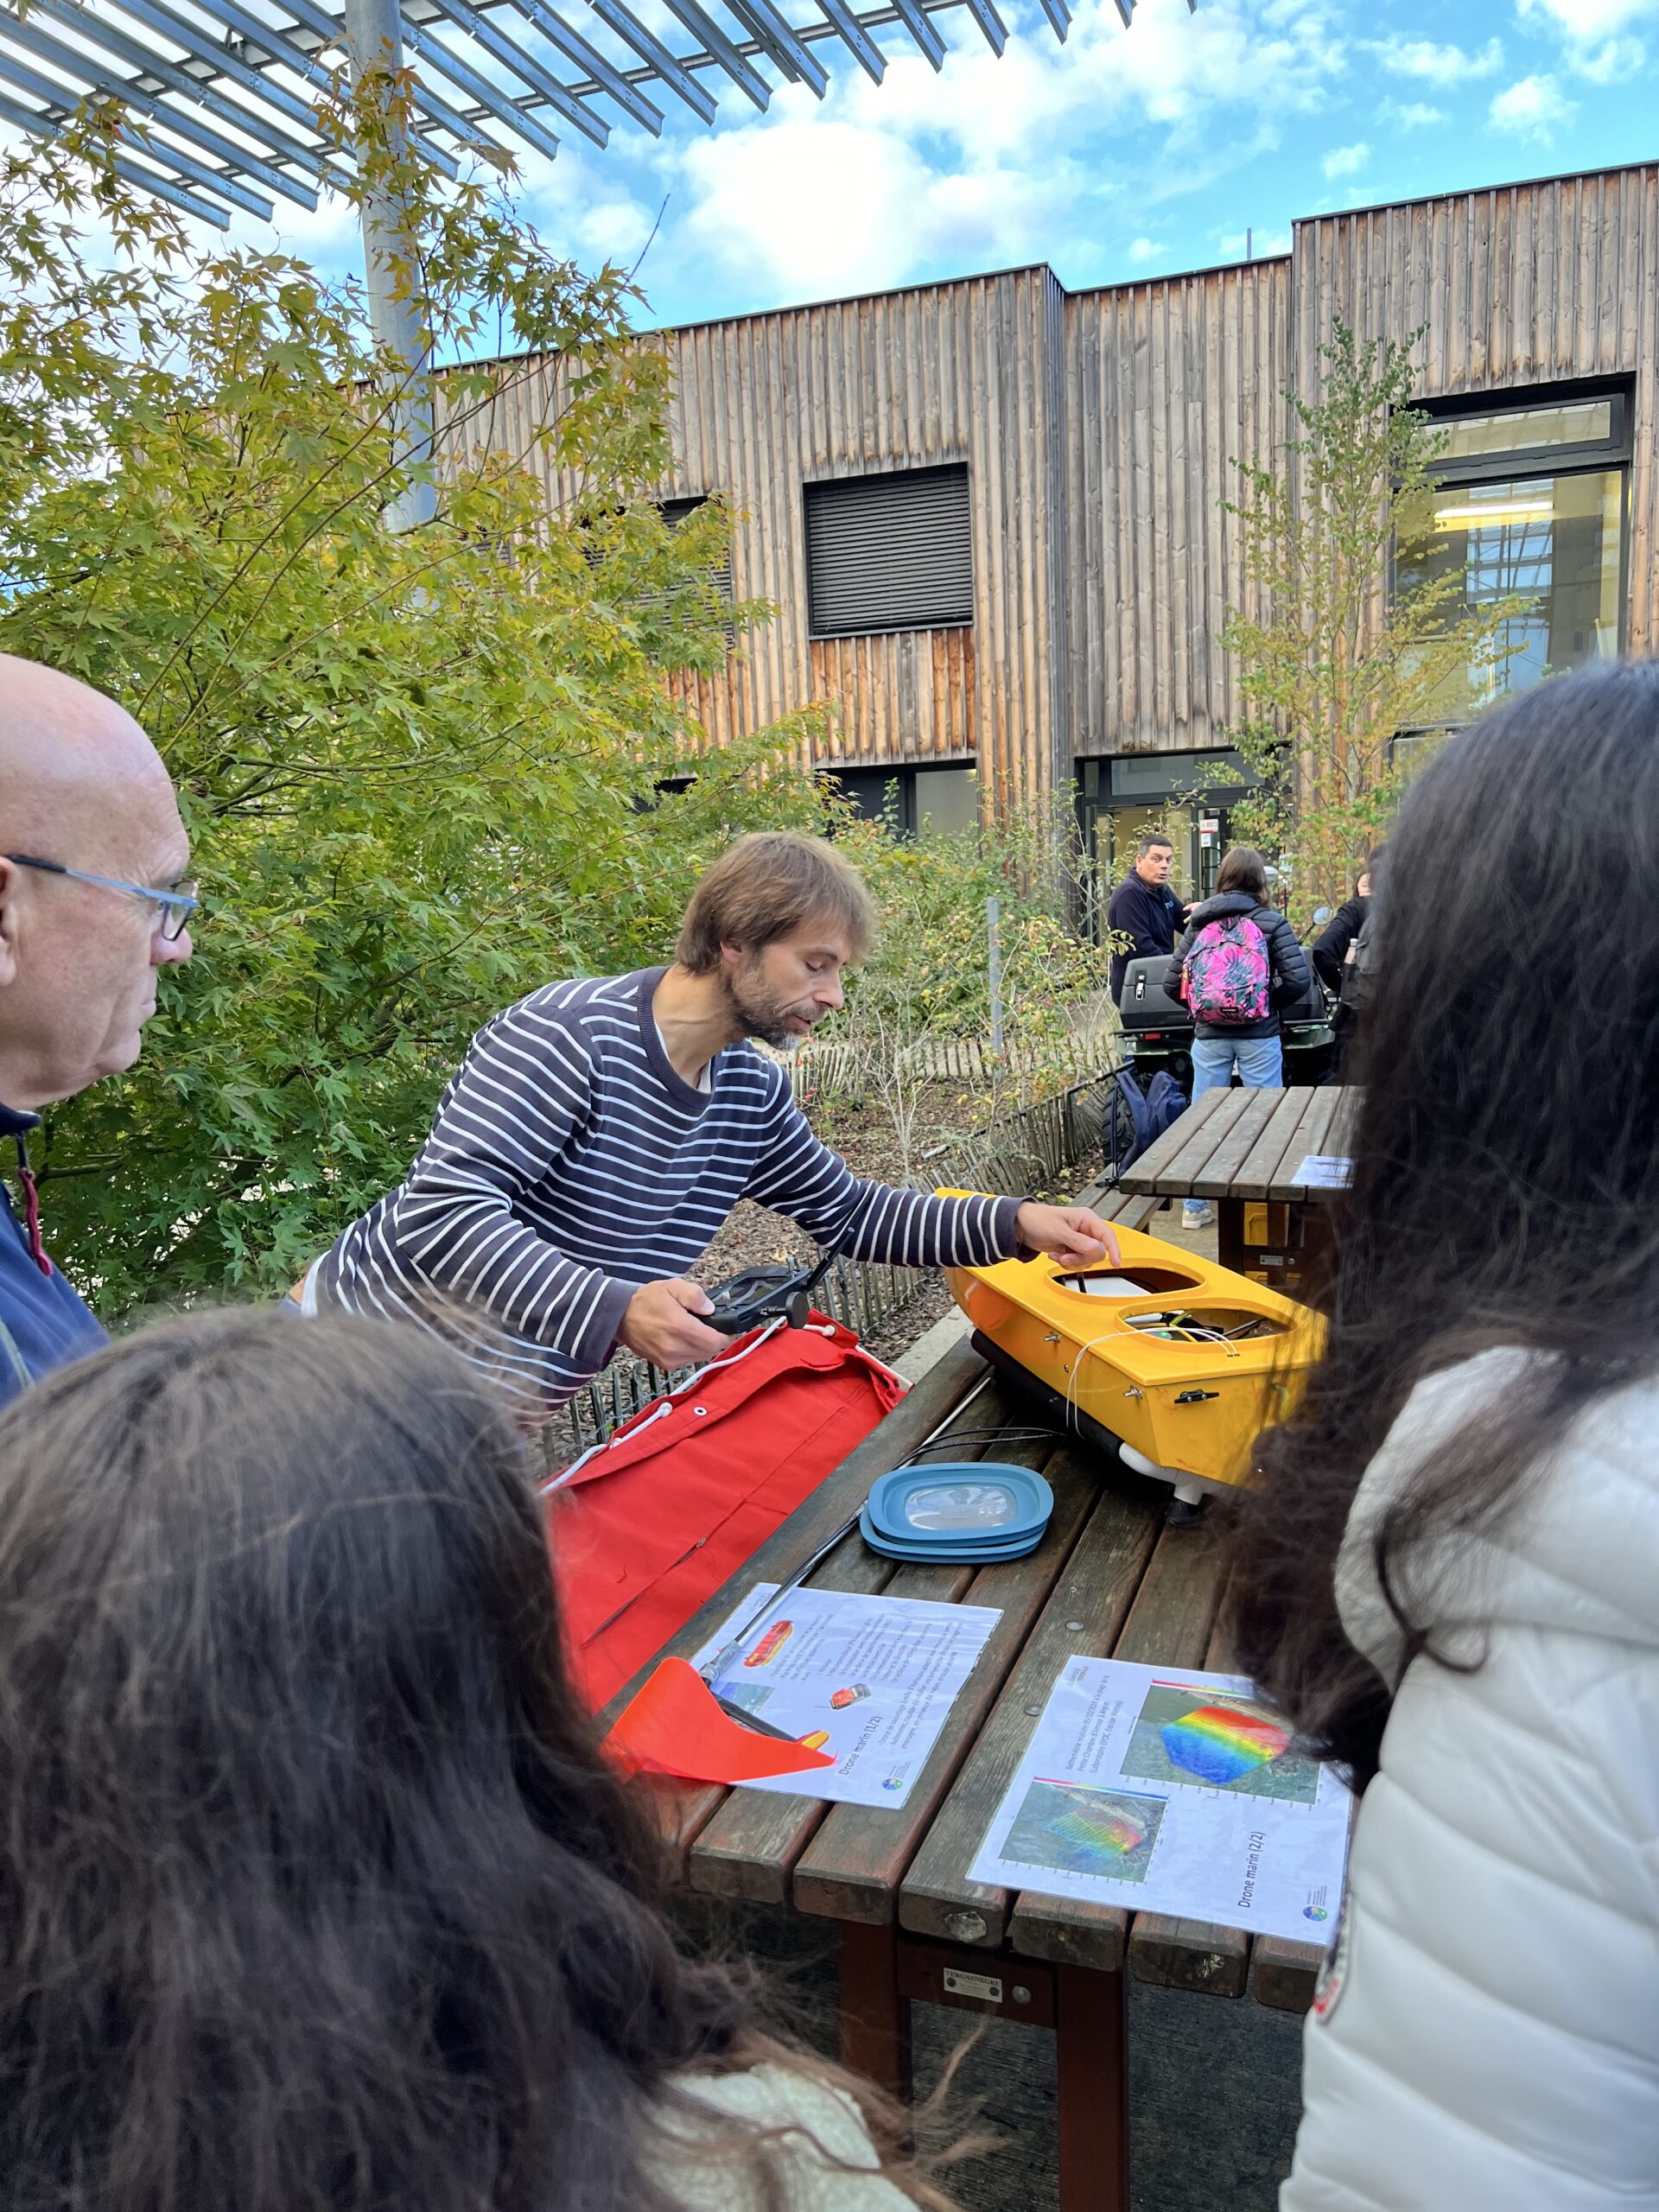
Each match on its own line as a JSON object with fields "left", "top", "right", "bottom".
{"left": 804, "top": 465, "right": 973, "bottom": 638}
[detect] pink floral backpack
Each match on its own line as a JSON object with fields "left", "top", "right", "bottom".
{"left": 1181, "top": 912, "right": 1272, "bottom": 1026}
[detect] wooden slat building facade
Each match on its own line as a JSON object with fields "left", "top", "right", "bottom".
{"left": 448, "top": 157, "right": 1659, "bottom": 868}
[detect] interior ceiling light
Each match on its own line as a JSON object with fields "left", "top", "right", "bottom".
{"left": 1434, "top": 499, "right": 1555, "bottom": 526}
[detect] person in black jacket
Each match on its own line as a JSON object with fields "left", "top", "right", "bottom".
{"left": 1107, "top": 830, "right": 1186, "bottom": 1001}
{"left": 1163, "top": 846, "right": 1309, "bottom": 1229}
{"left": 1313, "top": 844, "right": 1385, "bottom": 1078}
{"left": 1312, "top": 845, "right": 1384, "bottom": 996}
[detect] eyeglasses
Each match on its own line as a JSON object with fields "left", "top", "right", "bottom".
{"left": 3, "top": 854, "right": 200, "bottom": 942}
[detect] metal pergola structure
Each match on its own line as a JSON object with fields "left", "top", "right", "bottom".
{"left": 0, "top": 0, "right": 1180, "bottom": 229}
{"left": 0, "top": 0, "right": 1191, "bottom": 524}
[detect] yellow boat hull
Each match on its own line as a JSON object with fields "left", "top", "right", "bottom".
{"left": 943, "top": 1222, "right": 1324, "bottom": 1493}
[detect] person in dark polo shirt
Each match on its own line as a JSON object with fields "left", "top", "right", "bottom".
{"left": 1107, "top": 830, "right": 1187, "bottom": 1001}
{"left": 0, "top": 657, "right": 195, "bottom": 1404}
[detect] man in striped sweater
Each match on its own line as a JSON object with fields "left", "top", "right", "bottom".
{"left": 312, "top": 832, "right": 1118, "bottom": 1413}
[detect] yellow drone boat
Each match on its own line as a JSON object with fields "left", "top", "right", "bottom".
{"left": 942, "top": 1218, "right": 1325, "bottom": 1516}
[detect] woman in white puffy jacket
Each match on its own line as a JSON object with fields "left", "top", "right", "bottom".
{"left": 1230, "top": 662, "right": 1659, "bottom": 2212}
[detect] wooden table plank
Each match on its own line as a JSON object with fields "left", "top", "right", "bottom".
{"left": 1250, "top": 1932, "right": 1325, "bottom": 2013}
{"left": 1132, "top": 1084, "right": 1255, "bottom": 1199}
{"left": 685, "top": 1375, "right": 1025, "bottom": 1902}
{"left": 1230, "top": 1088, "right": 1319, "bottom": 1202}
{"left": 898, "top": 1478, "right": 1161, "bottom": 1950}
{"left": 1006, "top": 1514, "right": 1234, "bottom": 1970}
{"left": 1270, "top": 1087, "right": 1338, "bottom": 1202}
{"left": 1187, "top": 1086, "right": 1283, "bottom": 1201}
{"left": 791, "top": 1440, "right": 1109, "bottom": 1926}
{"left": 1114, "top": 1087, "right": 1231, "bottom": 1194}
{"left": 1325, "top": 1087, "right": 1359, "bottom": 1159}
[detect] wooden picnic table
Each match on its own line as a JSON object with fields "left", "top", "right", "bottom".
{"left": 599, "top": 1183, "right": 1326, "bottom": 2212}
{"left": 1116, "top": 1085, "right": 1359, "bottom": 1294}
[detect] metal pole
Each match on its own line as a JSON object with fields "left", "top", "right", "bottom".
{"left": 988, "top": 894, "right": 1004, "bottom": 1056}
{"left": 343, "top": 0, "right": 438, "bottom": 531}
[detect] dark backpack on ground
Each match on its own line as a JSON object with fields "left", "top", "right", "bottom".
{"left": 1103, "top": 1067, "right": 1188, "bottom": 1184}
{"left": 1181, "top": 912, "right": 1272, "bottom": 1026}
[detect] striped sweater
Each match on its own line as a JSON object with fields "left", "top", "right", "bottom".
{"left": 318, "top": 967, "right": 1022, "bottom": 1410}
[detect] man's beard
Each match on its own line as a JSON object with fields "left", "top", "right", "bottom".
{"left": 725, "top": 955, "right": 810, "bottom": 1051}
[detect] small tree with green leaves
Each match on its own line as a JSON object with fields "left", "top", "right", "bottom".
{"left": 1222, "top": 321, "right": 1522, "bottom": 920}
{"left": 0, "top": 101, "right": 826, "bottom": 1317}
{"left": 812, "top": 798, "right": 1112, "bottom": 1178}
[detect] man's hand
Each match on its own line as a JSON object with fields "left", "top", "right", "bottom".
{"left": 619, "top": 1278, "right": 729, "bottom": 1369}
{"left": 1014, "top": 1201, "right": 1122, "bottom": 1270}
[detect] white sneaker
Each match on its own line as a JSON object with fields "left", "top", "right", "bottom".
{"left": 1179, "top": 1205, "right": 1214, "bottom": 1230}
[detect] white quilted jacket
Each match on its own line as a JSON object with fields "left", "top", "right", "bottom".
{"left": 1282, "top": 1350, "right": 1659, "bottom": 2212}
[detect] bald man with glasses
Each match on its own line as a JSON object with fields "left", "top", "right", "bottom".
{"left": 0, "top": 655, "right": 195, "bottom": 1403}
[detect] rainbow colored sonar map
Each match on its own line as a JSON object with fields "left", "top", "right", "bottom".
{"left": 1003, "top": 1779, "right": 1165, "bottom": 1883}
{"left": 1122, "top": 1681, "right": 1320, "bottom": 1804}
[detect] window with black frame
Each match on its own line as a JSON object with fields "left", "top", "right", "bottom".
{"left": 1395, "top": 386, "right": 1630, "bottom": 728}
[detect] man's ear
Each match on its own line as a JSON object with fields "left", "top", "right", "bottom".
{"left": 0, "top": 861, "right": 22, "bottom": 989}
{"left": 719, "top": 939, "right": 747, "bottom": 972}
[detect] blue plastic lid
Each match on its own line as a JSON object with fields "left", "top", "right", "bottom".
{"left": 858, "top": 1503, "right": 1046, "bottom": 1564}
{"left": 864, "top": 1461, "right": 1053, "bottom": 1551}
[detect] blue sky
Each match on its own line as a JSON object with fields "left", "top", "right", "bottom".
{"left": 252, "top": 0, "right": 1656, "bottom": 329}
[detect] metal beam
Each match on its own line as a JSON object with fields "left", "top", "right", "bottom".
{"left": 399, "top": 13, "right": 564, "bottom": 161}
{"left": 0, "top": 39, "right": 271, "bottom": 214}
{"left": 420, "top": 0, "right": 610, "bottom": 145}
{"left": 883, "top": 0, "right": 945, "bottom": 66}
{"left": 723, "top": 0, "right": 826, "bottom": 90}
{"left": 0, "top": 78, "right": 231, "bottom": 219}
{"left": 580, "top": 0, "right": 716, "bottom": 123}
{"left": 499, "top": 0, "right": 664, "bottom": 130}
{"left": 28, "top": 0, "right": 334, "bottom": 185}
{"left": 807, "top": 0, "right": 884, "bottom": 81}
{"left": 654, "top": 0, "right": 770, "bottom": 108}
{"left": 956, "top": 0, "right": 1007, "bottom": 55}
{"left": 343, "top": 0, "right": 436, "bottom": 531}
{"left": 202, "top": 0, "right": 467, "bottom": 173}
{"left": 0, "top": 3, "right": 317, "bottom": 206}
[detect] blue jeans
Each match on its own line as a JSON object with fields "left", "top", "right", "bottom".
{"left": 1184, "top": 1035, "right": 1282, "bottom": 1216}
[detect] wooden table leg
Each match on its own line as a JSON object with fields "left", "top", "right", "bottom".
{"left": 1055, "top": 1962, "right": 1129, "bottom": 2212}
{"left": 840, "top": 1920, "right": 913, "bottom": 2103}
{"left": 1216, "top": 1197, "right": 1248, "bottom": 1274}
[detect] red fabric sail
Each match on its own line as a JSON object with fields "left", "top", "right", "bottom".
{"left": 548, "top": 1317, "right": 905, "bottom": 1712}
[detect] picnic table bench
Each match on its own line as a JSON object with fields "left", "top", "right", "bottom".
{"left": 599, "top": 1182, "right": 1326, "bottom": 2212}
{"left": 1116, "top": 1085, "right": 1358, "bottom": 1294}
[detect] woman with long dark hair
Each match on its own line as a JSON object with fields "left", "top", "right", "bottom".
{"left": 0, "top": 1306, "right": 949, "bottom": 2212}
{"left": 1231, "top": 664, "right": 1659, "bottom": 2209}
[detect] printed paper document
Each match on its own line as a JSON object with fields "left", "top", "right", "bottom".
{"left": 969, "top": 1656, "right": 1351, "bottom": 1939}
{"left": 693, "top": 1584, "right": 1000, "bottom": 1809}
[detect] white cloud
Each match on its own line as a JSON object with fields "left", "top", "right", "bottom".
{"left": 1516, "top": 0, "right": 1658, "bottom": 32}
{"left": 1516, "top": 0, "right": 1653, "bottom": 76}
{"left": 1566, "top": 33, "right": 1647, "bottom": 75}
{"left": 1488, "top": 71, "right": 1580, "bottom": 137}
{"left": 656, "top": 0, "right": 1349, "bottom": 304}
{"left": 1368, "top": 35, "right": 1505, "bottom": 83}
{"left": 1382, "top": 99, "right": 1450, "bottom": 129}
{"left": 1128, "top": 237, "right": 1169, "bottom": 262}
{"left": 1321, "top": 140, "right": 1370, "bottom": 178}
